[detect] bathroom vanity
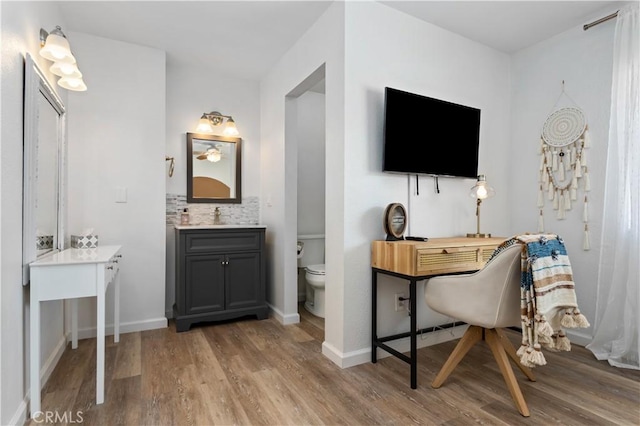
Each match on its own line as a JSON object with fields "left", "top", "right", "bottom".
{"left": 174, "top": 225, "right": 268, "bottom": 332}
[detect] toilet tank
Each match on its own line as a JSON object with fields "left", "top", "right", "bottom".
{"left": 297, "top": 234, "right": 325, "bottom": 267}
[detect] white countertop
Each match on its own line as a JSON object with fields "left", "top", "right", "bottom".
{"left": 30, "top": 245, "right": 122, "bottom": 266}
{"left": 174, "top": 224, "right": 266, "bottom": 230}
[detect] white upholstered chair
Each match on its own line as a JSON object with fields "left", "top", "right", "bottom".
{"left": 424, "top": 244, "right": 536, "bottom": 417}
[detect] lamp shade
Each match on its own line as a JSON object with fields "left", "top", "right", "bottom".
{"left": 223, "top": 117, "right": 239, "bottom": 136}
{"left": 50, "top": 62, "right": 82, "bottom": 79}
{"left": 57, "top": 76, "right": 87, "bottom": 92}
{"left": 196, "top": 116, "right": 214, "bottom": 133}
{"left": 469, "top": 174, "right": 495, "bottom": 200}
{"left": 39, "top": 33, "right": 75, "bottom": 63}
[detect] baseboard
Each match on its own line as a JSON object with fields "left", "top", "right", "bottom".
{"left": 322, "top": 341, "right": 370, "bottom": 368}
{"left": 73, "top": 317, "right": 168, "bottom": 340}
{"left": 41, "top": 334, "right": 68, "bottom": 387}
{"left": 12, "top": 334, "right": 68, "bottom": 424}
{"left": 8, "top": 399, "right": 28, "bottom": 426}
{"left": 267, "top": 303, "right": 300, "bottom": 325}
{"left": 566, "top": 329, "right": 592, "bottom": 347}
{"left": 322, "top": 325, "right": 467, "bottom": 369}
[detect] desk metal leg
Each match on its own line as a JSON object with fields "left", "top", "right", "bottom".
{"left": 371, "top": 270, "right": 378, "bottom": 363}
{"left": 410, "top": 279, "right": 417, "bottom": 389}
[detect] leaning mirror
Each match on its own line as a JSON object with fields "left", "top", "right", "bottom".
{"left": 187, "top": 133, "right": 242, "bottom": 203}
{"left": 23, "top": 53, "right": 66, "bottom": 285}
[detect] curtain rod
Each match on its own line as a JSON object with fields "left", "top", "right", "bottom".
{"left": 583, "top": 11, "right": 618, "bottom": 31}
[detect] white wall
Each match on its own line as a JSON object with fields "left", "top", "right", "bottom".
{"left": 260, "top": 2, "right": 345, "bottom": 332}
{"left": 296, "top": 90, "right": 326, "bottom": 236}
{"left": 262, "top": 1, "right": 512, "bottom": 366}
{"left": 0, "top": 3, "right": 68, "bottom": 424}
{"left": 509, "top": 6, "right": 618, "bottom": 344}
{"left": 296, "top": 90, "right": 326, "bottom": 298}
{"left": 66, "top": 32, "right": 167, "bottom": 336}
{"left": 337, "top": 2, "right": 512, "bottom": 362}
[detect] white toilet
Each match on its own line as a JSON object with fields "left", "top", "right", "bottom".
{"left": 297, "top": 235, "right": 326, "bottom": 318}
{"left": 304, "top": 264, "right": 325, "bottom": 318}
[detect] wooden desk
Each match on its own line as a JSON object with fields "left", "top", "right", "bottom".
{"left": 29, "top": 246, "right": 122, "bottom": 417}
{"left": 371, "top": 237, "right": 504, "bottom": 389}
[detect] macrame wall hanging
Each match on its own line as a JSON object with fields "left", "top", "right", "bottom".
{"left": 537, "top": 82, "right": 591, "bottom": 250}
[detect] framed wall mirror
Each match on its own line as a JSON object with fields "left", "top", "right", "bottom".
{"left": 187, "top": 133, "right": 242, "bottom": 203}
{"left": 23, "top": 53, "right": 66, "bottom": 285}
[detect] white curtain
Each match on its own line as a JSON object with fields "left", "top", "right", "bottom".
{"left": 586, "top": 3, "right": 640, "bottom": 370}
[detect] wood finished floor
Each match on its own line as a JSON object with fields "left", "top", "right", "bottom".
{"left": 30, "top": 306, "right": 640, "bottom": 425}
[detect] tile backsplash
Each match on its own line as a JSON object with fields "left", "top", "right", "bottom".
{"left": 166, "top": 194, "right": 259, "bottom": 226}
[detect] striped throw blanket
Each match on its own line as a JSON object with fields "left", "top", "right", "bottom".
{"left": 488, "top": 234, "right": 590, "bottom": 367}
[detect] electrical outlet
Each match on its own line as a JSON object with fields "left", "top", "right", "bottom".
{"left": 394, "top": 293, "right": 406, "bottom": 312}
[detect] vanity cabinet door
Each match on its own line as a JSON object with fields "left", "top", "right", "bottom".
{"left": 226, "top": 252, "right": 262, "bottom": 310}
{"left": 184, "top": 254, "right": 225, "bottom": 315}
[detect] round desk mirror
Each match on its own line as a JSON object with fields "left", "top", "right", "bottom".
{"left": 383, "top": 203, "right": 407, "bottom": 241}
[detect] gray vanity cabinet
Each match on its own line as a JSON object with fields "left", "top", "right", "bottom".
{"left": 174, "top": 227, "right": 268, "bottom": 332}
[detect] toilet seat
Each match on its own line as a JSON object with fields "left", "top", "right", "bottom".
{"left": 305, "top": 264, "right": 325, "bottom": 275}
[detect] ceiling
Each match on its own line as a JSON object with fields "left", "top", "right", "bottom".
{"left": 58, "top": 1, "right": 626, "bottom": 81}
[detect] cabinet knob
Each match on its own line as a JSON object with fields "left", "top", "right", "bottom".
{"left": 106, "top": 266, "right": 114, "bottom": 270}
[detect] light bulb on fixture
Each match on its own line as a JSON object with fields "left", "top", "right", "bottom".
{"left": 57, "top": 76, "right": 87, "bottom": 92}
{"left": 39, "top": 27, "right": 75, "bottom": 63}
{"left": 50, "top": 62, "right": 82, "bottom": 79}
{"left": 223, "top": 117, "right": 239, "bottom": 136}
{"left": 196, "top": 115, "right": 215, "bottom": 133}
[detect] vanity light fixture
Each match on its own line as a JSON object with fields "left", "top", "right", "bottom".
{"left": 196, "top": 111, "right": 240, "bottom": 136}
{"left": 467, "top": 174, "right": 495, "bottom": 238}
{"left": 39, "top": 26, "right": 87, "bottom": 91}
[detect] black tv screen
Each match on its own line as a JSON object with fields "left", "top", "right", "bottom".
{"left": 383, "top": 87, "right": 480, "bottom": 179}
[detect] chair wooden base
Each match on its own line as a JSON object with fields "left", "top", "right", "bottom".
{"left": 431, "top": 325, "right": 536, "bottom": 417}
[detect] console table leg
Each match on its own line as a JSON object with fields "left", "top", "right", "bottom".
{"left": 114, "top": 271, "right": 120, "bottom": 343}
{"left": 30, "top": 295, "right": 41, "bottom": 416}
{"left": 71, "top": 299, "right": 78, "bottom": 349}
{"left": 96, "top": 288, "right": 105, "bottom": 404}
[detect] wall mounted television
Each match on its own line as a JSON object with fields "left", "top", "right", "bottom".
{"left": 383, "top": 87, "right": 481, "bottom": 179}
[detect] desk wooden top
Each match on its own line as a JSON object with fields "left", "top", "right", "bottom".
{"left": 372, "top": 237, "right": 506, "bottom": 276}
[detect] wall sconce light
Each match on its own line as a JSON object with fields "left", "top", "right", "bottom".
{"left": 196, "top": 111, "right": 239, "bottom": 136}
{"left": 39, "top": 26, "right": 87, "bottom": 91}
{"left": 467, "top": 174, "right": 495, "bottom": 238}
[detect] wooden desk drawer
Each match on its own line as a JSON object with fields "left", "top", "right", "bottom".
{"left": 417, "top": 247, "right": 481, "bottom": 275}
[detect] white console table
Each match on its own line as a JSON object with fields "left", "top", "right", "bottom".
{"left": 29, "top": 245, "right": 122, "bottom": 416}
